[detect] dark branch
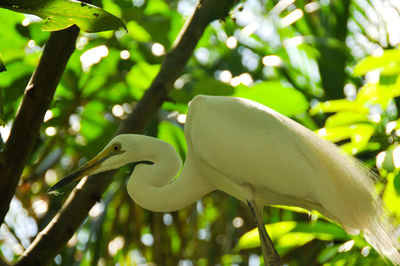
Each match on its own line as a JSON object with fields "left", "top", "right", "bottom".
{"left": 0, "top": 26, "right": 80, "bottom": 226}
{"left": 15, "top": 0, "right": 237, "bottom": 265}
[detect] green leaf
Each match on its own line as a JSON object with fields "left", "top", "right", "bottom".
{"left": 236, "top": 221, "right": 325, "bottom": 256}
{"left": 356, "top": 82, "right": 400, "bottom": 108}
{"left": 317, "top": 245, "right": 339, "bottom": 263}
{"left": 341, "top": 142, "right": 381, "bottom": 155}
{"left": 0, "top": 0, "right": 126, "bottom": 33}
{"left": 277, "top": 232, "right": 315, "bottom": 254}
{"left": 236, "top": 220, "right": 349, "bottom": 257}
{"left": 316, "top": 124, "right": 375, "bottom": 144}
{"left": 79, "top": 101, "right": 116, "bottom": 158}
{"left": 157, "top": 121, "right": 187, "bottom": 160}
{"left": 235, "top": 221, "right": 297, "bottom": 250}
{"left": 310, "top": 99, "right": 369, "bottom": 115}
{"left": 126, "top": 21, "right": 151, "bottom": 42}
{"left": 353, "top": 49, "right": 400, "bottom": 76}
{"left": 382, "top": 173, "right": 400, "bottom": 217}
{"left": 325, "top": 112, "right": 369, "bottom": 128}
{"left": 234, "top": 81, "right": 309, "bottom": 116}
{"left": 293, "top": 222, "right": 348, "bottom": 241}
{"left": 126, "top": 61, "right": 160, "bottom": 99}
{"left": 192, "top": 78, "right": 235, "bottom": 97}
{"left": 0, "top": 9, "right": 27, "bottom": 63}
{"left": 381, "top": 145, "right": 397, "bottom": 172}
{"left": 144, "top": 0, "right": 170, "bottom": 15}
{"left": 80, "top": 101, "right": 107, "bottom": 141}
{"left": 393, "top": 172, "right": 400, "bottom": 195}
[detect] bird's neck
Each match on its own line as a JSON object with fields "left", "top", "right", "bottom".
{"left": 126, "top": 138, "right": 214, "bottom": 212}
{"left": 137, "top": 139, "right": 182, "bottom": 187}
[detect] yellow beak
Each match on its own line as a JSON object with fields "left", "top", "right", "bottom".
{"left": 48, "top": 148, "right": 112, "bottom": 193}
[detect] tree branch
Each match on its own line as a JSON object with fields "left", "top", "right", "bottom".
{"left": 0, "top": 26, "right": 80, "bottom": 226}
{"left": 15, "top": 0, "right": 237, "bottom": 265}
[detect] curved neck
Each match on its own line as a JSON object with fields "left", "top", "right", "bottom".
{"left": 127, "top": 146, "right": 214, "bottom": 212}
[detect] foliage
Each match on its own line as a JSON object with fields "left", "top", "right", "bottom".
{"left": 1, "top": 0, "right": 400, "bottom": 265}
{"left": 0, "top": 0, "right": 126, "bottom": 32}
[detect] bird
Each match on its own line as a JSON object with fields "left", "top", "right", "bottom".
{"left": 49, "top": 95, "right": 400, "bottom": 265}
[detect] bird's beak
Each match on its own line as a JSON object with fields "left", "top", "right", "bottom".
{"left": 48, "top": 148, "right": 113, "bottom": 193}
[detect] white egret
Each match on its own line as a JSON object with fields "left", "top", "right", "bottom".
{"left": 49, "top": 95, "right": 400, "bottom": 265}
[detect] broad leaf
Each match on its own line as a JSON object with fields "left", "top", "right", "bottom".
{"left": 157, "top": 121, "right": 187, "bottom": 160}
{"left": 382, "top": 173, "right": 400, "bottom": 218}
{"left": 235, "top": 221, "right": 297, "bottom": 250}
{"left": 316, "top": 124, "right": 375, "bottom": 143}
{"left": 325, "top": 112, "right": 369, "bottom": 128}
{"left": 353, "top": 49, "right": 400, "bottom": 76}
{"left": 310, "top": 99, "right": 369, "bottom": 115}
{"left": 293, "top": 222, "right": 348, "bottom": 241}
{"left": 357, "top": 82, "right": 400, "bottom": 109}
{"left": 126, "top": 21, "right": 151, "bottom": 42}
{"left": 0, "top": 0, "right": 126, "bottom": 32}
{"left": 394, "top": 172, "right": 400, "bottom": 196}
{"left": 234, "top": 81, "right": 309, "bottom": 117}
{"left": 127, "top": 61, "right": 161, "bottom": 99}
{"left": 236, "top": 221, "right": 349, "bottom": 256}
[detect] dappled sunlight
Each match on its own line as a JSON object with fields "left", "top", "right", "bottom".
{"left": 80, "top": 45, "right": 109, "bottom": 72}
{"left": 140, "top": 233, "right": 154, "bottom": 247}
{"left": 111, "top": 104, "right": 124, "bottom": 118}
{"left": 230, "top": 73, "right": 254, "bottom": 87}
{"left": 232, "top": 216, "right": 244, "bottom": 228}
{"left": 0, "top": 123, "right": 11, "bottom": 142}
{"left": 1, "top": 198, "right": 38, "bottom": 260}
{"left": 226, "top": 36, "right": 238, "bottom": 49}
{"left": 338, "top": 240, "right": 355, "bottom": 253}
{"left": 218, "top": 70, "right": 233, "bottom": 83}
{"left": 120, "top": 50, "right": 130, "bottom": 60}
{"left": 32, "top": 199, "right": 48, "bottom": 218}
{"left": 45, "top": 126, "right": 57, "bottom": 136}
{"left": 108, "top": 236, "right": 125, "bottom": 256}
{"left": 262, "top": 55, "right": 283, "bottom": 67}
{"left": 151, "top": 42, "right": 165, "bottom": 57}
{"left": 279, "top": 9, "right": 303, "bottom": 28}
{"left": 44, "top": 169, "right": 58, "bottom": 185}
{"left": 89, "top": 202, "right": 105, "bottom": 218}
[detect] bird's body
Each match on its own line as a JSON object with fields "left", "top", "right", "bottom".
{"left": 185, "top": 96, "right": 372, "bottom": 230}
{"left": 50, "top": 95, "right": 400, "bottom": 265}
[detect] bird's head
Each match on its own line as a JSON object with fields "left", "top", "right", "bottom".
{"left": 48, "top": 134, "right": 153, "bottom": 193}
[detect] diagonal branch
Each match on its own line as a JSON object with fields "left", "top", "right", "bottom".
{"left": 15, "top": 0, "right": 237, "bottom": 265}
{"left": 0, "top": 26, "right": 80, "bottom": 226}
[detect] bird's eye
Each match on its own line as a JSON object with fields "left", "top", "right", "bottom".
{"left": 112, "top": 143, "right": 121, "bottom": 152}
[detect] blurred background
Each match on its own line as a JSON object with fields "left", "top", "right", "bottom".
{"left": 1, "top": 0, "right": 400, "bottom": 265}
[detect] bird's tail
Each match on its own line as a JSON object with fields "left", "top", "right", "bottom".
{"left": 331, "top": 153, "right": 400, "bottom": 264}
{"left": 304, "top": 130, "right": 400, "bottom": 264}
{"left": 362, "top": 196, "right": 400, "bottom": 265}
{"left": 340, "top": 159, "right": 400, "bottom": 265}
